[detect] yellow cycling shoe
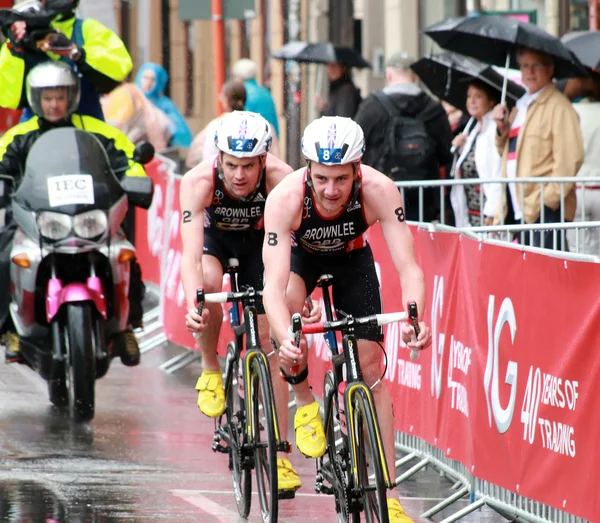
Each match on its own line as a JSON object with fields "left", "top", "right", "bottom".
{"left": 294, "top": 401, "right": 326, "bottom": 458}
{"left": 387, "top": 498, "right": 414, "bottom": 523}
{"left": 195, "top": 370, "right": 225, "bottom": 418}
{"left": 277, "top": 458, "right": 302, "bottom": 492}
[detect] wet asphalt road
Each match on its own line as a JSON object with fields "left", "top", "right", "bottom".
{"left": 0, "top": 308, "right": 510, "bottom": 523}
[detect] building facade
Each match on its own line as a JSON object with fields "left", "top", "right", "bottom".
{"left": 74, "top": 0, "right": 600, "bottom": 166}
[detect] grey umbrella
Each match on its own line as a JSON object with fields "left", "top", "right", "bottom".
{"left": 561, "top": 31, "right": 600, "bottom": 70}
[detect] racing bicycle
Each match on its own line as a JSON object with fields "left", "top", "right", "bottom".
{"left": 294, "top": 274, "right": 420, "bottom": 523}
{"left": 198, "top": 259, "right": 292, "bottom": 523}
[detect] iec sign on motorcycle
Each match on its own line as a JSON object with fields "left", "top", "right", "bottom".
{"left": 47, "top": 174, "right": 95, "bottom": 207}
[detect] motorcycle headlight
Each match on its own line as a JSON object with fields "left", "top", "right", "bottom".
{"left": 73, "top": 210, "right": 108, "bottom": 239}
{"left": 37, "top": 212, "right": 72, "bottom": 241}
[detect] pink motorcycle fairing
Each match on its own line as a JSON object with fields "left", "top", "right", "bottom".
{"left": 46, "top": 277, "right": 108, "bottom": 323}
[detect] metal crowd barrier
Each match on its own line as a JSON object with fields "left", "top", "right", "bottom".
{"left": 389, "top": 223, "right": 598, "bottom": 523}
{"left": 394, "top": 431, "right": 589, "bottom": 523}
{"left": 394, "top": 176, "right": 600, "bottom": 224}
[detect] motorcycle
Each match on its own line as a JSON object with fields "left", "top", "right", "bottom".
{"left": 0, "top": 127, "right": 154, "bottom": 422}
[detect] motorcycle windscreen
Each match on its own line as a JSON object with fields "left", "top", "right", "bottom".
{"left": 13, "top": 127, "right": 125, "bottom": 215}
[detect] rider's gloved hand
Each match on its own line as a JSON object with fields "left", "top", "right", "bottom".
{"left": 302, "top": 296, "right": 321, "bottom": 324}
{"left": 278, "top": 337, "right": 306, "bottom": 370}
{"left": 401, "top": 321, "right": 432, "bottom": 352}
{"left": 186, "top": 306, "right": 209, "bottom": 334}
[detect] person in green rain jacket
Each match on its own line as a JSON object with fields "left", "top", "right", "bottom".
{"left": 0, "top": 0, "right": 132, "bottom": 121}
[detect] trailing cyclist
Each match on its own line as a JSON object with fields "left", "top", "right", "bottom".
{"left": 180, "top": 110, "right": 318, "bottom": 494}
{"left": 262, "top": 116, "right": 433, "bottom": 522}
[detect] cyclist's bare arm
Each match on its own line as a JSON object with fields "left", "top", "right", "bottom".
{"left": 265, "top": 153, "right": 294, "bottom": 192}
{"left": 361, "top": 165, "right": 426, "bottom": 320}
{"left": 180, "top": 158, "right": 214, "bottom": 310}
{"left": 262, "top": 170, "right": 304, "bottom": 345}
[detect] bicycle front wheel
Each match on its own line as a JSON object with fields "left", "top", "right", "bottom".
{"left": 350, "top": 387, "right": 389, "bottom": 523}
{"left": 224, "top": 342, "right": 251, "bottom": 518}
{"left": 250, "top": 354, "right": 279, "bottom": 523}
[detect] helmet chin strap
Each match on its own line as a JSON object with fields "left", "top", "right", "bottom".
{"left": 217, "top": 154, "right": 265, "bottom": 202}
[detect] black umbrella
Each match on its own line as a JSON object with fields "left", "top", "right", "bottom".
{"left": 424, "top": 15, "right": 587, "bottom": 81}
{"left": 272, "top": 41, "right": 371, "bottom": 69}
{"left": 561, "top": 31, "right": 600, "bottom": 70}
{"left": 411, "top": 52, "right": 525, "bottom": 114}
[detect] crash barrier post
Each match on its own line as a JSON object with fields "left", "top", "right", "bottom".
{"left": 136, "top": 157, "right": 599, "bottom": 522}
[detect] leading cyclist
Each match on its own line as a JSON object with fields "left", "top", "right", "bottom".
{"left": 180, "top": 110, "right": 317, "bottom": 494}
{"left": 262, "top": 116, "right": 432, "bottom": 522}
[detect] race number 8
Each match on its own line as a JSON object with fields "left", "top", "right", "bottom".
{"left": 322, "top": 150, "right": 330, "bottom": 161}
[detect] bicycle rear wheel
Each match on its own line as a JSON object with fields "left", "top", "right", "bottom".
{"left": 350, "top": 387, "right": 389, "bottom": 523}
{"left": 224, "top": 342, "right": 251, "bottom": 518}
{"left": 250, "top": 354, "right": 279, "bottom": 523}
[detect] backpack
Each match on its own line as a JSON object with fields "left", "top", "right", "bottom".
{"left": 372, "top": 91, "right": 438, "bottom": 181}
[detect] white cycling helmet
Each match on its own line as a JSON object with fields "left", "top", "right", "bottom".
{"left": 301, "top": 116, "right": 365, "bottom": 165}
{"left": 26, "top": 62, "right": 80, "bottom": 118}
{"left": 214, "top": 110, "right": 272, "bottom": 158}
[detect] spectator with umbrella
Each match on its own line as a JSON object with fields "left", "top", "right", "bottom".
{"left": 271, "top": 42, "right": 369, "bottom": 118}
{"left": 559, "top": 32, "right": 600, "bottom": 255}
{"left": 425, "top": 15, "right": 585, "bottom": 248}
{"left": 411, "top": 52, "right": 524, "bottom": 227}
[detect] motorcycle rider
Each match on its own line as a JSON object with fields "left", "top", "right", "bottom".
{"left": 0, "top": 0, "right": 133, "bottom": 121}
{"left": 0, "top": 61, "right": 147, "bottom": 367}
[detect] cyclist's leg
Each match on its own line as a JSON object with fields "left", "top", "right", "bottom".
{"left": 238, "top": 246, "right": 290, "bottom": 452}
{"left": 332, "top": 247, "right": 411, "bottom": 518}
{"left": 197, "top": 257, "right": 225, "bottom": 371}
{"left": 195, "top": 234, "right": 227, "bottom": 418}
{"left": 240, "top": 237, "right": 302, "bottom": 490}
{"left": 281, "top": 250, "right": 327, "bottom": 459}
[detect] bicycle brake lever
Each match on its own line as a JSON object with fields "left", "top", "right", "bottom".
{"left": 192, "top": 289, "right": 205, "bottom": 341}
{"left": 407, "top": 301, "right": 420, "bottom": 361}
{"left": 288, "top": 313, "right": 302, "bottom": 375}
{"left": 196, "top": 289, "right": 205, "bottom": 316}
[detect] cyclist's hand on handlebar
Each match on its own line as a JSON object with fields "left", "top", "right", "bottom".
{"left": 401, "top": 321, "right": 432, "bottom": 350}
{"left": 186, "top": 307, "right": 209, "bottom": 333}
{"left": 278, "top": 338, "right": 307, "bottom": 369}
{"left": 302, "top": 297, "right": 321, "bottom": 324}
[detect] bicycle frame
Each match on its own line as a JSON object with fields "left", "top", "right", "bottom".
{"left": 216, "top": 266, "right": 287, "bottom": 454}
{"left": 318, "top": 277, "right": 394, "bottom": 489}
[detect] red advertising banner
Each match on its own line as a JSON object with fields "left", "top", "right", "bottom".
{"left": 135, "top": 158, "right": 170, "bottom": 287}
{"left": 305, "top": 224, "right": 600, "bottom": 521}
{"left": 136, "top": 161, "right": 600, "bottom": 520}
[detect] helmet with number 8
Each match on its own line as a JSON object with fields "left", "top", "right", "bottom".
{"left": 214, "top": 110, "right": 273, "bottom": 158}
{"left": 301, "top": 116, "right": 365, "bottom": 166}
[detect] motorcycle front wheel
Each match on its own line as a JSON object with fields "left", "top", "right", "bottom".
{"left": 64, "top": 303, "right": 96, "bottom": 422}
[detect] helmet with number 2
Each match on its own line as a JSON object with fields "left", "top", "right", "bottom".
{"left": 302, "top": 116, "right": 365, "bottom": 166}
{"left": 215, "top": 110, "right": 272, "bottom": 158}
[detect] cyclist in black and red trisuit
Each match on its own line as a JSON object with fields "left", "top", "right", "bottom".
{"left": 262, "top": 116, "right": 433, "bottom": 523}
{"left": 180, "top": 111, "right": 318, "bottom": 494}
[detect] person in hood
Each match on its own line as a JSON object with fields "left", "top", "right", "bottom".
{"left": 135, "top": 62, "right": 193, "bottom": 148}
{"left": 0, "top": 0, "right": 133, "bottom": 121}
{"left": 354, "top": 52, "right": 453, "bottom": 221}
{"left": 315, "top": 61, "right": 362, "bottom": 118}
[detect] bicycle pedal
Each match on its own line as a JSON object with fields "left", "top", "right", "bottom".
{"left": 277, "top": 489, "right": 297, "bottom": 500}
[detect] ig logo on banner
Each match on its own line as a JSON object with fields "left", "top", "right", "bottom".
{"left": 483, "top": 295, "right": 518, "bottom": 434}
{"left": 431, "top": 275, "right": 445, "bottom": 400}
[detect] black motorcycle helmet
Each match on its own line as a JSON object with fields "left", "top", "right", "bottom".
{"left": 40, "top": 0, "right": 78, "bottom": 20}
